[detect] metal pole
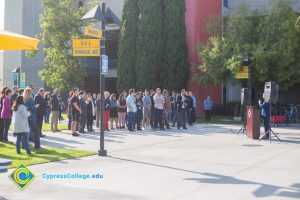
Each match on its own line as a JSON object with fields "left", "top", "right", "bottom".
{"left": 98, "top": 2, "right": 107, "bottom": 156}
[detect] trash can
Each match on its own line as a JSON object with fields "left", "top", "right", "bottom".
{"left": 246, "top": 106, "right": 261, "bottom": 139}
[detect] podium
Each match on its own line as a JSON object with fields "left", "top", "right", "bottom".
{"left": 246, "top": 106, "right": 260, "bottom": 139}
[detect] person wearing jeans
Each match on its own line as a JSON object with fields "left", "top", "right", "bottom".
{"left": 204, "top": 96, "right": 213, "bottom": 123}
{"left": 126, "top": 89, "right": 137, "bottom": 132}
{"left": 50, "top": 89, "right": 61, "bottom": 132}
{"left": 176, "top": 89, "right": 188, "bottom": 130}
{"left": 1, "top": 89, "right": 12, "bottom": 142}
{"left": 12, "top": 96, "right": 31, "bottom": 154}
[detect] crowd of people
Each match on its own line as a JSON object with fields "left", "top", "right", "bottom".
{"left": 0, "top": 84, "right": 214, "bottom": 154}
{"left": 67, "top": 88, "right": 214, "bottom": 136}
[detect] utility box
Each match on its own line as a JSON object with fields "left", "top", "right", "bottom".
{"left": 246, "top": 106, "right": 261, "bottom": 139}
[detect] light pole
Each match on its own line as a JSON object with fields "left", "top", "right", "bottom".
{"left": 81, "top": 2, "right": 120, "bottom": 157}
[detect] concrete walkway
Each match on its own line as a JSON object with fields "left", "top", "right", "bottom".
{"left": 1, "top": 124, "right": 300, "bottom": 200}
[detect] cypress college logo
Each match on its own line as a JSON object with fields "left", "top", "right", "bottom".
{"left": 8, "top": 163, "right": 36, "bottom": 191}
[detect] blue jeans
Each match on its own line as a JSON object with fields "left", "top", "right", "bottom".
{"left": 186, "top": 108, "right": 192, "bottom": 124}
{"left": 263, "top": 116, "right": 270, "bottom": 136}
{"left": 16, "top": 132, "right": 31, "bottom": 154}
{"left": 44, "top": 107, "right": 51, "bottom": 123}
{"left": 2, "top": 119, "right": 11, "bottom": 142}
{"left": 28, "top": 117, "right": 41, "bottom": 149}
{"left": 127, "top": 112, "right": 136, "bottom": 131}
{"left": 171, "top": 108, "right": 177, "bottom": 124}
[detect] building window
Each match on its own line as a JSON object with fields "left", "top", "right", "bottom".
{"left": 223, "top": 0, "right": 228, "bottom": 8}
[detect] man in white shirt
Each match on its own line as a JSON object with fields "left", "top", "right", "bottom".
{"left": 154, "top": 88, "right": 165, "bottom": 131}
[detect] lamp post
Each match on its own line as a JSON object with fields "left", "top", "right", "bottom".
{"left": 81, "top": 2, "right": 120, "bottom": 157}
{"left": 243, "top": 54, "right": 253, "bottom": 105}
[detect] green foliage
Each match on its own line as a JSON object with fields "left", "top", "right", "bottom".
{"left": 297, "top": 16, "right": 300, "bottom": 32}
{"left": 116, "top": 0, "right": 139, "bottom": 93}
{"left": 136, "top": 0, "right": 164, "bottom": 90}
{"left": 161, "top": 0, "right": 189, "bottom": 91}
{"left": 118, "top": 0, "right": 189, "bottom": 91}
{"left": 39, "top": 0, "right": 87, "bottom": 91}
{"left": 197, "top": 0, "right": 300, "bottom": 90}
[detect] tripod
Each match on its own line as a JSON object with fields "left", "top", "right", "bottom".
{"left": 259, "top": 103, "right": 282, "bottom": 143}
{"left": 236, "top": 106, "right": 247, "bottom": 134}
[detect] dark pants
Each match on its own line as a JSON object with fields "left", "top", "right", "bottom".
{"left": 28, "top": 118, "right": 41, "bottom": 149}
{"left": 136, "top": 110, "right": 143, "bottom": 130}
{"left": 68, "top": 114, "right": 72, "bottom": 130}
{"left": 79, "top": 112, "right": 87, "bottom": 132}
{"left": 150, "top": 108, "right": 155, "bottom": 128}
{"left": 87, "top": 115, "right": 93, "bottom": 131}
{"left": 187, "top": 108, "right": 192, "bottom": 125}
{"left": 16, "top": 132, "right": 31, "bottom": 154}
{"left": 205, "top": 110, "right": 212, "bottom": 123}
{"left": 36, "top": 113, "right": 44, "bottom": 135}
{"left": 191, "top": 107, "right": 196, "bottom": 123}
{"left": 177, "top": 109, "right": 187, "bottom": 128}
{"left": 171, "top": 108, "right": 177, "bottom": 125}
{"left": 263, "top": 116, "right": 270, "bottom": 138}
{"left": 2, "top": 119, "right": 11, "bottom": 142}
{"left": 0, "top": 118, "right": 3, "bottom": 141}
{"left": 127, "top": 112, "right": 136, "bottom": 131}
{"left": 154, "top": 108, "right": 163, "bottom": 129}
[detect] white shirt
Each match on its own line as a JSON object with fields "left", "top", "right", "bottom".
{"left": 154, "top": 94, "right": 165, "bottom": 110}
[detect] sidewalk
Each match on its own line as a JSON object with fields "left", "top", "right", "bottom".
{"left": 1, "top": 124, "right": 300, "bottom": 200}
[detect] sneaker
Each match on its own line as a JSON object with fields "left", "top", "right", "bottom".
{"left": 72, "top": 133, "right": 80, "bottom": 137}
{"left": 183, "top": 127, "right": 187, "bottom": 130}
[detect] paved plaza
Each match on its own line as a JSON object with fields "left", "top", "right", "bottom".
{"left": 0, "top": 124, "right": 300, "bottom": 200}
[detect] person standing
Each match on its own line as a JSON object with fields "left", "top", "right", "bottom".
{"left": 44, "top": 92, "right": 51, "bottom": 124}
{"left": 34, "top": 88, "right": 47, "bottom": 137}
{"left": 170, "top": 91, "right": 177, "bottom": 127}
{"left": 154, "top": 88, "right": 165, "bottom": 131}
{"left": 186, "top": 91, "right": 193, "bottom": 126}
{"left": 163, "top": 91, "right": 172, "bottom": 129}
{"left": 0, "top": 86, "right": 8, "bottom": 141}
{"left": 117, "top": 94, "right": 127, "bottom": 129}
{"left": 104, "top": 91, "right": 111, "bottom": 131}
{"left": 136, "top": 92, "right": 143, "bottom": 131}
{"left": 149, "top": 90, "right": 155, "bottom": 129}
{"left": 204, "top": 96, "right": 213, "bottom": 123}
{"left": 78, "top": 91, "right": 87, "bottom": 133}
{"left": 67, "top": 91, "right": 73, "bottom": 130}
{"left": 1, "top": 89, "right": 12, "bottom": 142}
{"left": 126, "top": 89, "right": 137, "bottom": 132}
{"left": 24, "top": 88, "right": 41, "bottom": 149}
{"left": 50, "top": 89, "right": 60, "bottom": 133}
{"left": 142, "top": 90, "right": 151, "bottom": 130}
{"left": 190, "top": 91, "right": 197, "bottom": 123}
{"left": 109, "top": 94, "right": 118, "bottom": 130}
{"left": 96, "top": 94, "right": 101, "bottom": 128}
{"left": 10, "top": 86, "right": 19, "bottom": 103}
{"left": 12, "top": 96, "right": 31, "bottom": 154}
{"left": 259, "top": 95, "right": 270, "bottom": 139}
{"left": 70, "top": 88, "right": 81, "bottom": 136}
{"left": 177, "top": 89, "right": 188, "bottom": 130}
{"left": 86, "top": 94, "right": 94, "bottom": 132}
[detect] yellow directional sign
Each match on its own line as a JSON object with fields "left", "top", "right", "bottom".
{"left": 236, "top": 66, "right": 249, "bottom": 79}
{"left": 73, "top": 48, "right": 100, "bottom": 57}
{"left": 72, "top": 39, "right": 100, "bottom": 49}
{"left": 84, "top": 27, "right": 102, "bottom": 38}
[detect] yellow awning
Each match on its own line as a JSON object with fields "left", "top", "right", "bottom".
{"left": 0, "top": 29, "right": 40, "bottom": 50}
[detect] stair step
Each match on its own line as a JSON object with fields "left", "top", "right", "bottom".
{"left": 0, "top": 158, "right": 12, "bottom": 166}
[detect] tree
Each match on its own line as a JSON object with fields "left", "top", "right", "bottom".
{"left": 117, "top": 0, "right": 139, "bottom": 93}
{"left": 196, "top": 0, "right": 300, "bottom": 90}
{"left": 161, "top": 0, "right": 189, "bottom": 91}
{"left": 38, "top": 0, "right": 87, "bottom": 91}
{"left": 136, "top": 0, "right": 164, "bottom": 90}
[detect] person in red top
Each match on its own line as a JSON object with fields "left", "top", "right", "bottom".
{"left": 1, "top": 89, "right": 12, "bottom": 142}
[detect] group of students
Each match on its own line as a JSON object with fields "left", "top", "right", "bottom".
{"left": 68, "top": 87, "right": 214, "bottom": 136}
{"left": 0, "top": 85, "right": 64, "bottom": 154}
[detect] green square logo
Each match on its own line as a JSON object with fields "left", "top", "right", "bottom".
{"left": 8, "top": 163, "right": 36, "bottom": 191}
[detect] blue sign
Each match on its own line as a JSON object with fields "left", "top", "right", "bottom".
{"left": 64, "top": 49, "right": 72, "bottom": 55}
{"left": 101, "top": 55, "right": 108, "bottom": 76}
{"left": 20, "top": 82, "right": 26, "bottom": 89}
{"left": 12, "top": 73, "right": 19, "bottom": 86}
{"left": 64, "top": 41, "right": 72, "bottom": 46}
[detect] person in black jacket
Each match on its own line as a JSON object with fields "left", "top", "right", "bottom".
{"left": 50, "top": 89, "right": 60, "bottom": 132}
{"left": 86, "top": 94, "right": 94, "bottom": 132}
{"left": 186, "top": 91, "right": 194, "bottom": 126}
{"left": 34, "top": 88, "right": 47, "bottom": 137}
{"left": 78, "top": 91, "right": 87, "bottom": 133}
{"left": 176, "top": 89, "right": 188, "bottom": 130}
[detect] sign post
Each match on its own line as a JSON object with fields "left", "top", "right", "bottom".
{"left": 20, "top": 72, "right": 26, "bottom": 89}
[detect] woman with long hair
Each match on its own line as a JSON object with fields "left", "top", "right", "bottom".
{"left": 117, "top": 94, "right": 127, "bottom": 129}
{"left": 0, "top": 86, "right": 8, "bottom": 141}
{"left": 109, "top": 94, "right": 118, "bottom": 130}
{"left": 1, "top": 89, "right": 12, "bottom": 142}
{"left": 24, "top": 88, "right": 41, "bottom": 149}
{"left": 12, "top": 96, "right": 31, "bottom": 154}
